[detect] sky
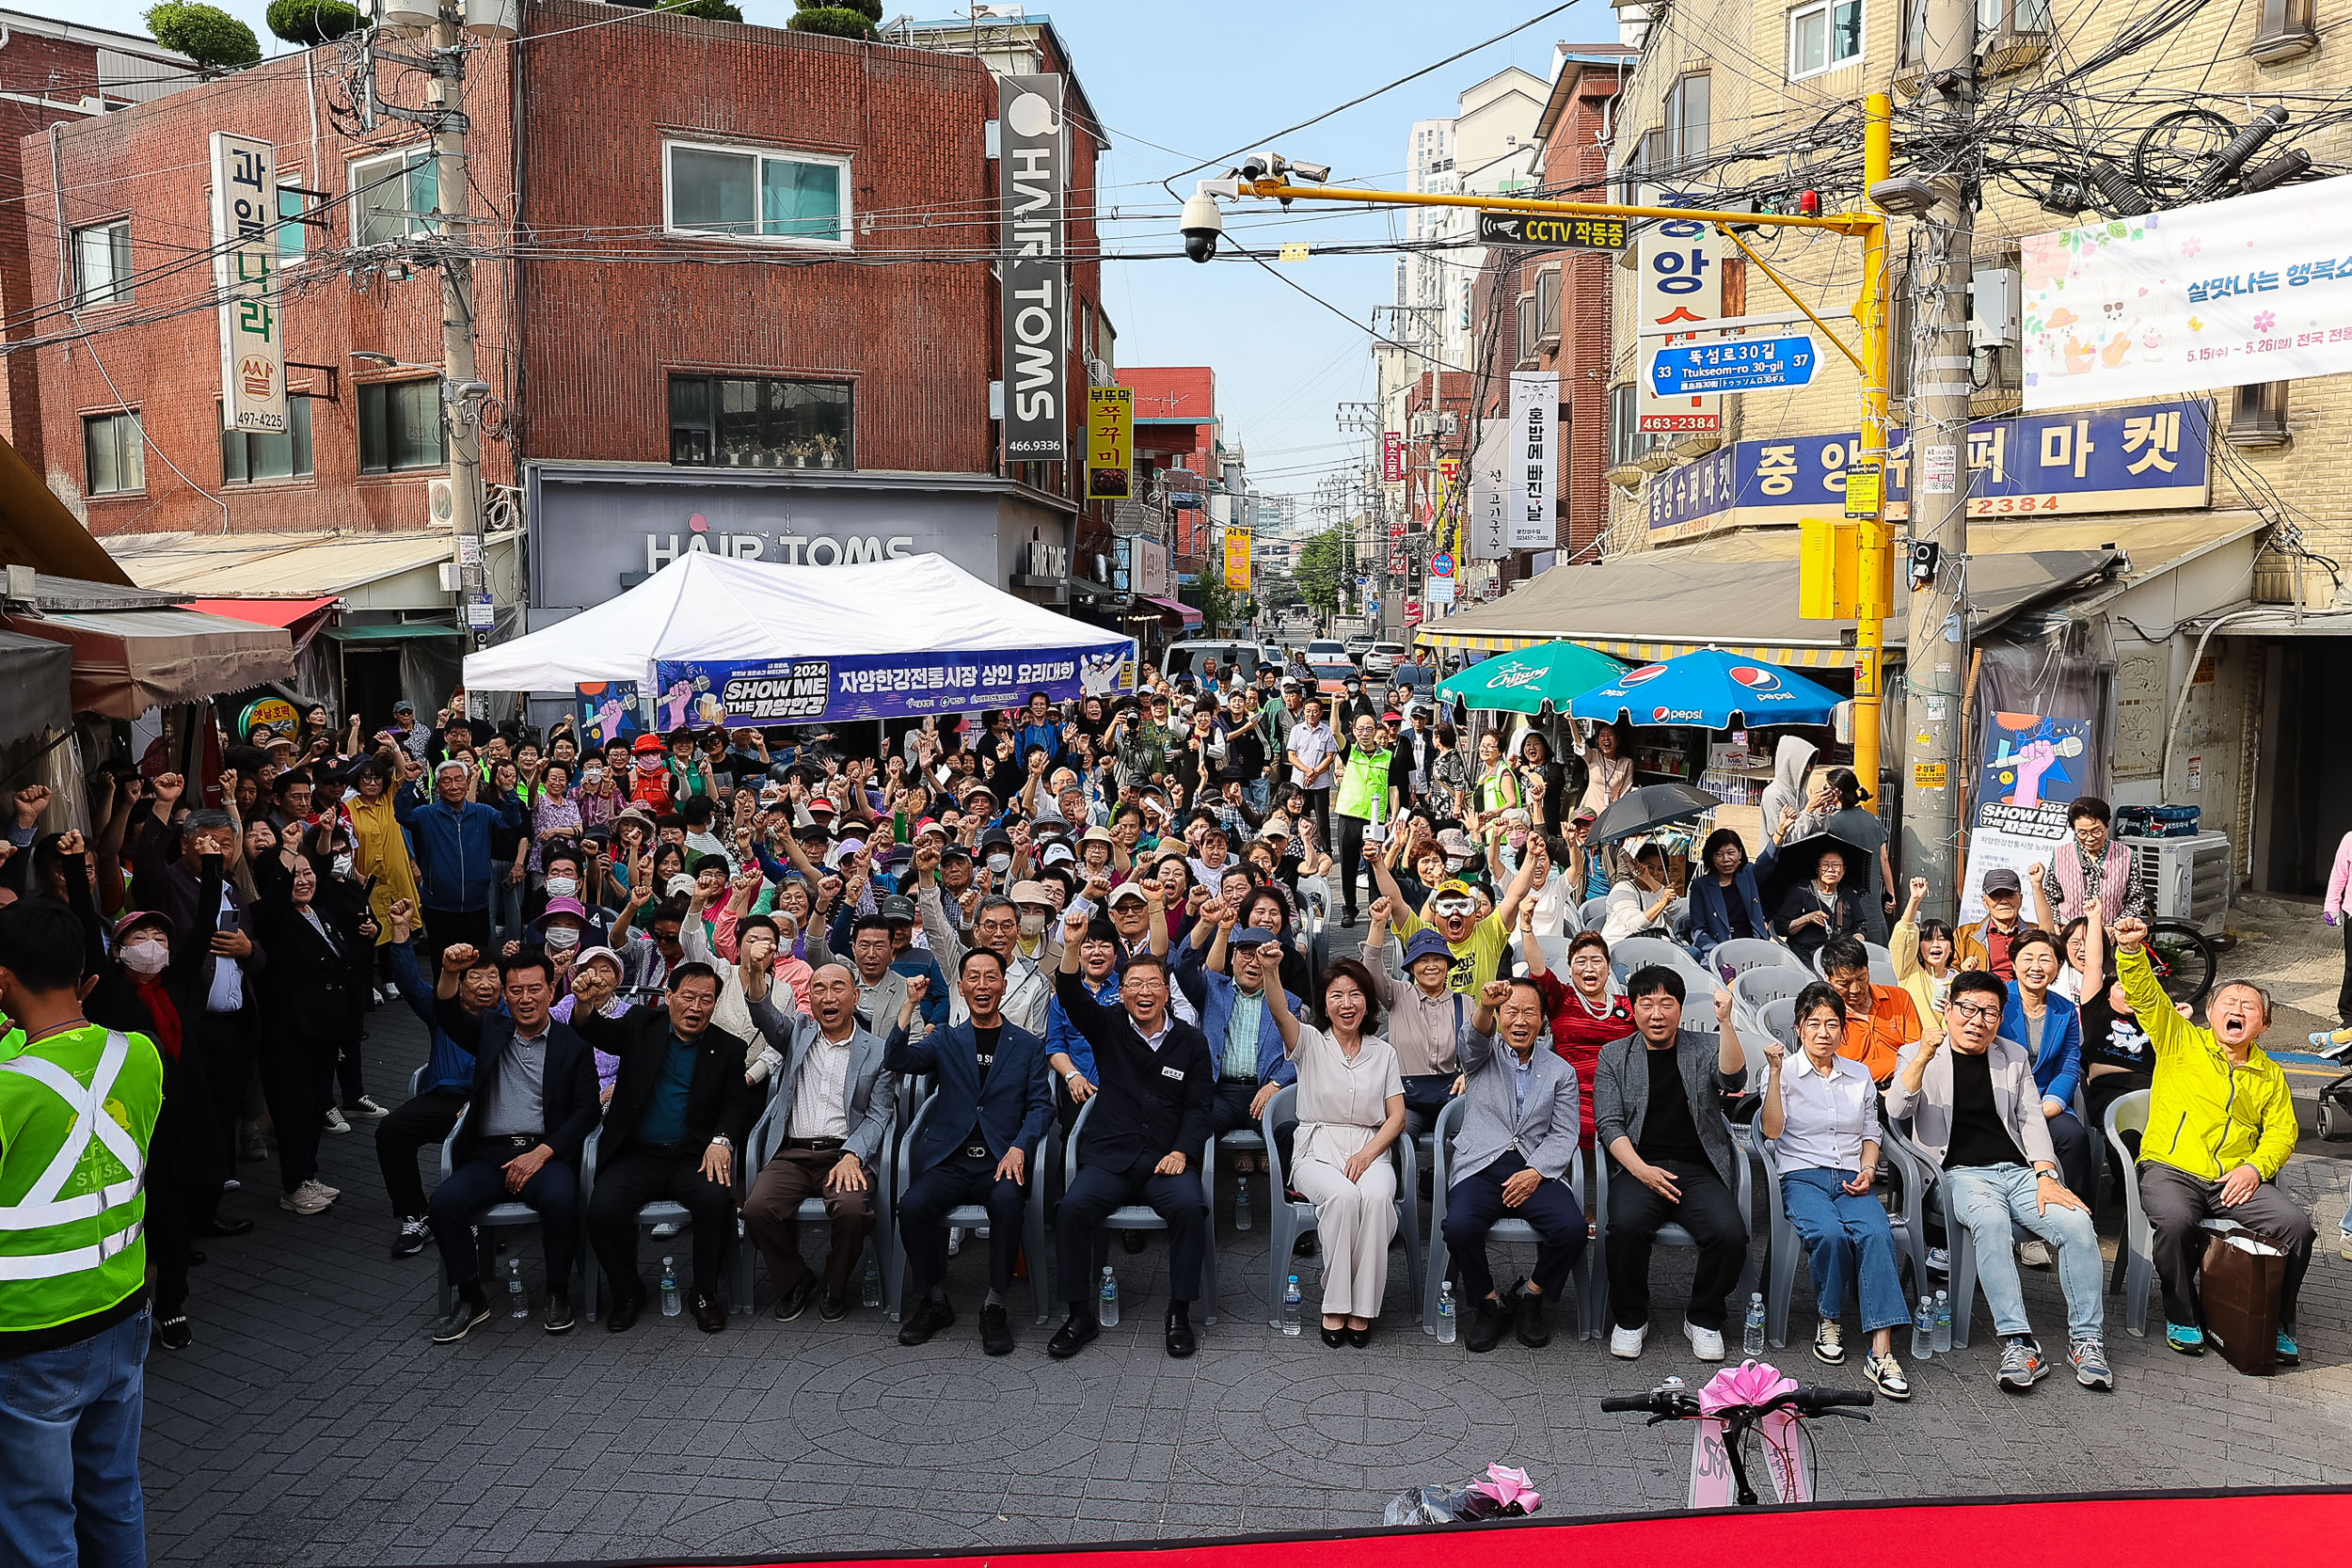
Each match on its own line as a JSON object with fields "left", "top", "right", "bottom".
{"left": 74, "top": 0, "right": 1618, "bottom": 519}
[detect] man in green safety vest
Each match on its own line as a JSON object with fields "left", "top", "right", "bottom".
{"left": 0, "top": 895, "right": 164, "bottom": 1568}
{"left": 1330, "top": 712, "right": 1398, "bottom": 929}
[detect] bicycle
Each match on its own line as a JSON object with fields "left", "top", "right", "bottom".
{"left": 2143, "top": 918, "right": 2218, "bottom": 1009}
{"left": 1601, "top": 1378, "right": 1873, "bottom": 1508}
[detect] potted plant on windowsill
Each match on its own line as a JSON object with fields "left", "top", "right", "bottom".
{"left": 814, "top": 434, "right": 841, "bottom": 469}
{"left": 786, "top": 439, "right": 814, "bottom": 468}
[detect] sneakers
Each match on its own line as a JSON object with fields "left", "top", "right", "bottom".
{"left": 237, "top": 1124, "right": 271, "bottom": 1162}
{"left": 2017, "top": 1238, "right": 2053, "bottom": 1269}
{"left": 2071, "top": 1338, "right": 2113, "bottom": 1389}
{"left": 279, "top": 1180, "right": 334, "bottom": 1215}
{"left": 2276, "top": 1330, "right": 2301, "bottom": 1364}
{"left": 1511, "top": 1281, "right": 1549, "bottom": 1349}
{"left": 1813, "top": 1319, "right": 1846, "bottom": 1365}
{"left": 1865, "top": 1350, "right": 1910, "bottom": 1401}
{"left": 1997, "top": 1335, "right": 2050, "bottom": 1391}
{"left": 352, "top": 1095, "right": 391, "bottom": 1119}
{"left": 1683, "top": 1319, "right": 1726, "bottom": 1362}
{"left": 2339, "top": 1233, "right": 2352, "bottom": 1263}
{"left": 979, "top": 1303, "right": 1014, "bottom": 1356}
{"left": 947, "top": 1227, "right": 965, "bottom": 1257}
{"left": 391, "top": 1217, "right": 430, "bottom": 1258}
{"left": 1464, "top": 1293, "right": 1513, "bottom": 1354}
{"left": 544, "top": 1293, "right": 577, "bottom": 1335}
{"left": 154, "top": 1314, "right": 194, "bottom": 1352}
{"left": 430, "top": 1295, "right": 490, "bottom": 1343}
{"left": 1609, "top": 1323, "right": 1647, "bottom": 1359}
{"left": 1925, "top": 1245, "right": 1949, "bottom": 1275}
{"left": 898, "top": 1294, "right": 955, "bottom": 1347}
{"left": 310, "top": 1177, "right": 341, "bottom": 1201}
{"left": 323, "top": 1107, "right": 351, "bottom": 1134}
{"left": 2165, "top": 1322, "right": 2206, "bottom": 1355}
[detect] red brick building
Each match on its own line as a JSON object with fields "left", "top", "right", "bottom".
{"left": 20, "top": 4, "right": 1107, "bottom": 632}
{"left": 1116, "top": 365, "right": 1216, "bottom": 566}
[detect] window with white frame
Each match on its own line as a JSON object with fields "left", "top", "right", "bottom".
{"left": 1788, "top": 0, "right": 1863, "bottom": 77}
{"left": 84, "top": 410, "right": 145, "bottom": 495}
{"left": 1667, "top": 74, "right": 1710, "bottom": 170}
{"left": 277, "top": 178, "right": 314, "bottom": 264}
{"left": 350, "top": 149, "right": 439, "bottom": 245}
{"left": 664, "top": 141, "right": 850, "bottom": 246}
{"left": 72, "top": 220, "right": 133, "bottom": 309}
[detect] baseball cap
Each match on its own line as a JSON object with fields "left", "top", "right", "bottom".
{"left": 806, "top": 797, "right": 838, "bottom": 817}
{"left": 391, "top": 699, "right": 416, "bottom": 715}
{"left": 877, "top": 894, "right": 917, "bottom": 925}
{"left": 913, "top": 816, "right": 946, "bottom": 839}
{"left": 1105, "top": 881, "right": 1150, "bottom": 907}
{"left": 1231, "top": 926, "right": 1279, "bottom": 949}
{"left": 574, "top": 944, "right": 623, "bottom": 975}
{"left": 1982, "top": 867, "right": 2024, "bottom": 896}
{"left": 1432, "top": 878, "right": 1480, "bottom": 903}
{"left": 1260, "top": 816, "right": 1293, "bottom": 840}
{"left": 663, "top": 874, "right": 697, "bottom": 898}
{"left": 1040, "top": 842, "right": 1076, "bottom": 867}
{"left": 539, "top": 895, "right": 590, "bottom": 921}
{"left": 1009, "top": 879, "right": 1056, "bottom": 909}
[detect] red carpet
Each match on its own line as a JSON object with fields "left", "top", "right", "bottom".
{"left": 549, "top": 1489, "right": 2351, "bottom": 1568}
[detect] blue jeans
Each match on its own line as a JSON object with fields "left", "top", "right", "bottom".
{"left": 0, "top": 1305, "right": 150, "bottom": 1568}
{"left": 1945, "top": 1162, "right": 2104, "bottom": 1341}
{"left": 1782, "top": 1167, "right": 1908, "bottom": 1332}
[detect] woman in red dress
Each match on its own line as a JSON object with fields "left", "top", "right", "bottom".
{"left": 1518, "top": 913, "right": 1629, "bottom": 1148}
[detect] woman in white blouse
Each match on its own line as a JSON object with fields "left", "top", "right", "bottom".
{"left": 1757, "top": 981, "right": 1912, "bottom": 1402}
{"left": 1266, "top": 956, "right": 1406, "bottom": 1346}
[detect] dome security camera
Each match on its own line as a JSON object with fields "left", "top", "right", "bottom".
{"left": 1179, "top": 189, "right": 1224, "bottom": 263}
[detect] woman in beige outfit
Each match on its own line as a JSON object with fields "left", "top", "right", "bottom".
{"left": 1267, "top": 957, "right": 1406, "bottom": 1345}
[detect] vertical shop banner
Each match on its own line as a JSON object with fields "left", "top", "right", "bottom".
{"left": 1466, "top": 417, "right": 1511, "bottom": 560}
{"left": 1132, "top": 535, "right": 1169, "bottom": 597}
{"left": 1382, "top": 431, "right": 1406, "bottom": 483}
{"left": 2022, "top": 175, "right": 2352, "bottom": 410}
{"left": 209, "top": 132, "right": 285, "bottom": 434}
{"left": 999, "top": 74, "right": 1067, "bottom": 464}
{"left": 1507, "top": 371, "right": 1558, "bottom": 549}
{"left": 1085, "top": 386, "right": 1132, "bottom": 499}
{"left": 1636, "top": 198, "right": 1726, "bottom": 434}
{"left": 1223, "top": 529, "right": 1252, "bottom": 594}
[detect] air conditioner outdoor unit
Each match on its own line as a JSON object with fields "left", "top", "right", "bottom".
{"left": 2122, "top": 832, "right": 2233, "bottom": 938}
{"left": 1410, "top": 413, "right": 1437, "bottom": 437}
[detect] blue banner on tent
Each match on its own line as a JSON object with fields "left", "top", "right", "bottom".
{"left": 655, "top": 644, "right": 1132, "bottom": 728}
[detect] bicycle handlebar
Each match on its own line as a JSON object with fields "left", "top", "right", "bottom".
{"left": 1782, "top": 1386, "right": 1874, "bottom": 1414}
{"left": 1597, "top": 1395, "right": 1653, "bottom": 1413}
{"left": 1600, "top": 1385, "right": 1873, "bottom": 1418}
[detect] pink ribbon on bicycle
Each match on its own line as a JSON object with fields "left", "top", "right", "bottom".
{"left": 1697, "top": 1360, "right": 1797, "bottom": 1415}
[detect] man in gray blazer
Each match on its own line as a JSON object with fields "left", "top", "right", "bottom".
{"left": 1440, "top": 977, "right": 1584, "bottom": 1354}
{"left": 1883, "top": 968, "right": 2106, "bottom": 1393}
{"left": 739, "top": 958, "right": 899, "bottom": 1321}
{"left": 1596, "top": 967, "right": 1749, "bottom": 1362}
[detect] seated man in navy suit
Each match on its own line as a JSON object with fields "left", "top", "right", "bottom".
{"left": 888, "top": 955, "right": 1054, "bottom": 1355}
{"left": 1048, "top": 905, "right": 1216, "bottom": 1360}
{"left": 426, "top": 946, "right": 600, "bottom": 1342}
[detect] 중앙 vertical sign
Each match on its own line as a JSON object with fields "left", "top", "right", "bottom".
{"left": 1636, "top": 200, "right": 1726, "bottom": 435}
{"left": 1086, "top": 386, "right": 1132, "bottom": 498}
{"left": 1508, "top": 370, "right": 1557, "bottom": 548}
{"left": 209, "top": 132, "right": 284, "bottom": 434}
{"left": 1000, "top": 75, "right": 1067, "bottom": 465}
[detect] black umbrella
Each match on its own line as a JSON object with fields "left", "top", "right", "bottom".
{"left": 1757, "top": 832, "right": 1871, "bottom": 912}
{"left": 1589, "top": 783, "right": 1722, "bottom": 846}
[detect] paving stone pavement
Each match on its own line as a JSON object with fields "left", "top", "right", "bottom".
{"left": 142, "top": 990, "right": 2352, "bottom": 1566}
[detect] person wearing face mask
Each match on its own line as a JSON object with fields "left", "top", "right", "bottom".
{"left": 302, "top": 820, "right": 390, "bottom": 1125}
{"left": 574, "top": 753, "right": 619, "bottom": 833}
{"left": 253, "top": 852, "right": 370, "bottom": 1212}
{"left": 912, "top": 843, "right": 1056, "bottom": 1035}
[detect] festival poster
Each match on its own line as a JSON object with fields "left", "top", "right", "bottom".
{"left": 656, "top": 641, "right": 1134, "bottom": 728}
{"left": 1976, "top": 712, "right": 2092, "bottom": 810}
{"left": 576, "top": 681, "right": 646, "bottom": 745}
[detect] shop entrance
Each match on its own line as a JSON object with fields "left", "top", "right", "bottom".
{"left": 2250, "top": 634, "right": 2352, "bottom": 895}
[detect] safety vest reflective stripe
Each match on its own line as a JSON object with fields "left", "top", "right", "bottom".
{"left": 0, "top": 1032, "right": 145, "bottom": 1240}
{"left": 0, "top": 1219, "right": 143, "bottom": 1280}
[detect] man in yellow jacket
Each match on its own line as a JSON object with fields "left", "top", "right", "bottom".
{"left": 2113, "top": 916, "right": 2311, "bottom": 1362}
{"left": 0, "top": 895, "right": 164, "bottom": 1568}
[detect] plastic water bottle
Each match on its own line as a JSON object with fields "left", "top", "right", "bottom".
{"left": 1235, "top": 1178, "right": 1252, "bottom": 1231}
{"left": 1282, "top": 1275, "right": 1303, "bottom": 1336}
{"left": 505, "top": 1258, "right": 528, "bottom": 1319}
{"left": 1931, "top": 1289, "right": 1952, "bottom": 1354}
{"left": 1742, "top": 1292, "right": 1767, "bottom": 1358}
{"left": 860, "top": 1253, "right": 882, "bottom": 1308}
{"left": 1098, "top": 1265, "right": 1120, "bottom": 1327}
{"left": 1912, "top": 1297, "right": 1935, "bottom": 1361}
{"left": 659, "top": 1256, "right": 681, "bottom": 1318}
{"left": 1436, "top": 1282, "right": 1457, "bottom": 1344}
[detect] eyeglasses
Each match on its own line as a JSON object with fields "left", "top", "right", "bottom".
{"left": 1950, "top": 1001, "right": 2000, "bottom": 1023}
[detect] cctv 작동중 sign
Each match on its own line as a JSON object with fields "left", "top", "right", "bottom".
{"left": 1000, "top": 74, "right": 1068, "bottom": 463}
{"left": 1476, "top": 210, "right": 1627, "bottom": 250}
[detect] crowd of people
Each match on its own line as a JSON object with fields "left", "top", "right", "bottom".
{"left": 0, "top": 660, "right": 2332, "bottom": 1560}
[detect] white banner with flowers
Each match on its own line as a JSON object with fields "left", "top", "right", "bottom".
{"left": 2022, "top": 174, "right": 2352, "bottom": 411}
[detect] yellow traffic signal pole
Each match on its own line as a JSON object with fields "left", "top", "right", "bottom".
{"left": 1224, "top": 89, "right": 1899, "bottom": 812}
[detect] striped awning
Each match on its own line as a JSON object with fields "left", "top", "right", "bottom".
{"left": 1415, "top": 626, "right": 1848, "bottom": 667}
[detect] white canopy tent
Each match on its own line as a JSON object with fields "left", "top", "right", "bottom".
{"left": 463, "top": 551, "right": 1132, "bottom": 723}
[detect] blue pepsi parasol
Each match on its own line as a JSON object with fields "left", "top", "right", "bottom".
{"left": 1567, "top": 648, "right": 1842, "bottom": 730}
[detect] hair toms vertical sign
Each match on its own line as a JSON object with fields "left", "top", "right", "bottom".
{"left": 1000, "top": 74, "right": 1068, "bottom": 465}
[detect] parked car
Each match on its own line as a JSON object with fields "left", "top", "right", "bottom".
{"left": 1161, "top": 639, "right": 1265, "bottom": 684}
{"left": 1363, "top": 641, "right": 1407, "bottom": 679}
{"left": 1308, "top": 661, "right": 1359, "bottom": 700}
{"left": 1305, "top": 639, "right": 1349, "bottom": 665}
{"left": 1343, "top": 636, "right": 1374, "bottom": 658}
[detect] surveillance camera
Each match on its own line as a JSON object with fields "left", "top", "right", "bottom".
{"left": 1237, "top": 153, "right": 1271, "bottom": 182}
{"left": 1868, "top": 175, "right": 1935, "bottom": 216}
{"left": 1286, "top": 159, "right": 1331, "bottom": 184}
{"left": 1178, "top": 188, "right": 1224, "bottom": 264}
{"left": 450, "top": 380, "right": 492, "bottom": 402}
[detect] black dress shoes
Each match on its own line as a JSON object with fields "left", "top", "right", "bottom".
{"left": 978, "top": 1303, "right": 1014, "bottom": 1356}
{"left": 605, "top": 1288, "right": 644, "bottom": 1333}
{"left": 1046, "top": 1310, "right": 1100, "bottom": 1359}
{"left": 198, "top": 1217, "right": 253, "bottom": 1238}
{"left": 1165, "top": 1305, "right": 1197, "bottom": 1358}
{"left": 691, "top": 1289, "right": 727, "bottom": 1333}
{"left": 1512, "top": 1283, "right": 1549, "bottom": 1349}
{"left": 898, "top": 1295, "right": 956, "bottom": 1346}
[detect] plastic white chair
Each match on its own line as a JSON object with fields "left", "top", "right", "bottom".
{"left": 1422, "top": 1094, "right": 1598, "bottom": 1338}
{"left": 1707, "top": 938, "right": 1804, "bottom": 983}
{"left": 1610, "top": 935, "right": 1692, "bottom": 983}
{"left": 1261, "top": 1085, "right": 1422, "bottom": 1326}
{"left": 1063, "top": 1096, "right": 1219, "bottom": 1324}
{"left": 432, "top": 1105, "right": 549, "bottom": 1316}
{"left": 885, "top": 1089, "right": 1053, "bottom": 1324}
{"left": 2104, "top": 1089, "right": 2153, "bottom": 1338}
{"left": 1586, "top": 1121, "right": 1759, "bottom": 1337}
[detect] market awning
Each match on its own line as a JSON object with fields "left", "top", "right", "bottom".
{"left": 0, "top": 437, "right": 134, "bottom": 587}
{"left": 1136, "top": 594, "right": 1201, "bottom": 627}
{"left": 325, "top": 621, "right": 463, "bottom": 641}
{"left": 0, "top": 629, "right": 73, "bottom": 747}
{"left": 4, "top": 607, "right": 294, "bottom": 719}
{"left": 104, "top": 527, "right": 518, "bottom": 610}
{"left": 187, "top": 595, "right": 341, "bottom": 629}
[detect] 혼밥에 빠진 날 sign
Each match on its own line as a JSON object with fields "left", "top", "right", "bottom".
{"left": 2021, "top": 174, "right": 2352, "bottom": 409}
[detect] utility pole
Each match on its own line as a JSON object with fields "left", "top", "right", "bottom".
{"left": 430, "top": 9, "right": 490, "bottom": 653}
{"left": 1900, "top": 3, "right": 1980, "bottom": 920}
